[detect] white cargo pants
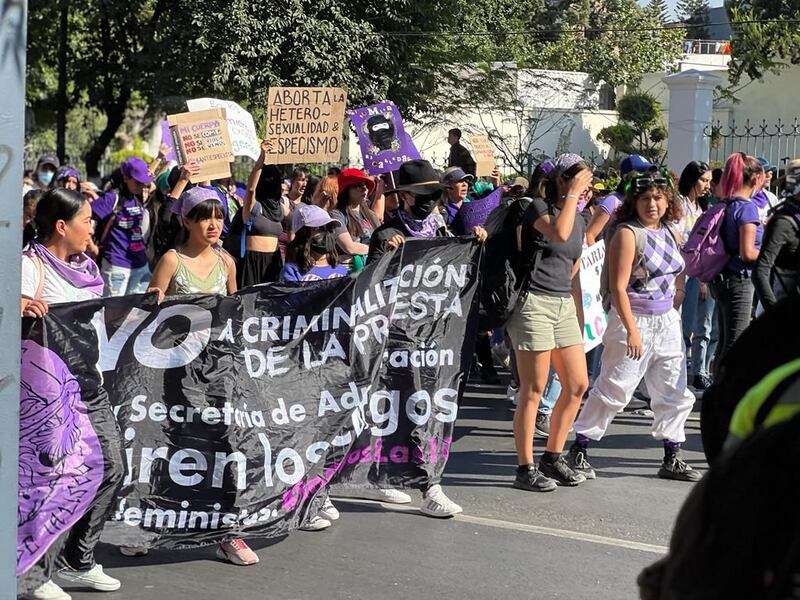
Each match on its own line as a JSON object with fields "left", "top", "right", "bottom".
{"left": 573, "top": 308, "right": 696, "bottom": 443}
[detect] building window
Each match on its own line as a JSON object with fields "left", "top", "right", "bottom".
{"left": 599, "top": 83, "right": 616, "bottom": 111}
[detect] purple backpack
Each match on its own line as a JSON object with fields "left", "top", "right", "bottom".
{"left": 680, "top": 202, "right": 729, "bottom": 282}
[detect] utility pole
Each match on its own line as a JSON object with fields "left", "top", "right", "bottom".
{"left": 0, "top": 0, "right": 27, "bottom": 595}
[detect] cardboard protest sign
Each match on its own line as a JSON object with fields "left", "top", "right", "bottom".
{"left": 350, "top": 101, "right": 421, "bottom": 176}
{"left": 167, "top": 108, "right": 234, "bottom": 182}
{"left": 579, "top": 241, "right": 608, "bottom": 352}
{"left": 186, "top": 98, "right": 260, "bottom": 161}
{"left": 264, "top": 87, "right": 347, "bottom": 164}
{"left": 159, "top": 120, "right": 177, "bottom": 162}
{"left": 469, "top": 135, "right": 496, "bottom": 177}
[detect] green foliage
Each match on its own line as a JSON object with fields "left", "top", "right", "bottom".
{"left": 598, "top": 90, "right": 667, "bottom": 162}
{"left": 677, "top": 0, "right": 710, "bottom": 39}
{"left": 647, "top": 0, "right": 671, "bottom": 23}
{"left": 725, "top": 0, "right": 800, "bottom": 88}
{"left": 109, "top": 137, "right": 152, "bottom": 166}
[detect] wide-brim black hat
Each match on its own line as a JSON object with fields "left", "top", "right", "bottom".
{"left": 386, "top": 159, "right": 444, "bottom": 196}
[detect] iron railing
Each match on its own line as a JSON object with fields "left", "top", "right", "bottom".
{"left": 704, "top": 118, "right": 800, "bottom": 172}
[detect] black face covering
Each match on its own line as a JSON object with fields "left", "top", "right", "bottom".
{"left": 410, "top": 192, "right": 440, "bottom": 219}
{"left": 310, "top": 231, "right": 335, "bottom": 254}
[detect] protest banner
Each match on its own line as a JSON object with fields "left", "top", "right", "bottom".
{"left": 350, "top": 101, "right": 421, "bottom": 176}
{"left": 451, "top": 187, "right": 503, "bottom": 235}
{"left": 17, "top": 238, "right": 480, "bottom": 570}
{"left": 469, "top": 135, "right": 496, "bottom": 177}
{"left": 579, "top": 241, "right": 608, "bottom": 352}
{"left": 167, "top": 108, "right": 234, "bottom": 182}
{"left": 264, "top": 87, "right": 347, "bottom": 164}
{"left": 186, "top": 98, "right": 260, "bottom": 161}
{"left": 159, "top": 119, "right": 177, "bottom": 161}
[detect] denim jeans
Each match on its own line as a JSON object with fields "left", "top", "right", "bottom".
{"left": 711, "top": 274, "right": 754, "bottom": 370}
{"left": 691, "top": 288, "right": 718, "bottom": 379}
{"left": 540, "top": 369, "right": 559, "bottom": 415}
{"left": 681, "top": 277, "right": 701, "bottom": 350}
{"left": 102, "top": 261, "right": 151, "bottom": 297}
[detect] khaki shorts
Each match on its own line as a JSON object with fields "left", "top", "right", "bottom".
{"left": 506, "top": 292, "right": 583, "bottom": 352}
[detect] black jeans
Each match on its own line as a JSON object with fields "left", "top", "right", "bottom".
{"left": 711, "top": 273, "right": 754, "bottom": 374}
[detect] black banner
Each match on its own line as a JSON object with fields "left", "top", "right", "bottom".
{"left": 18, "top": 238, "right": 480, "bottom": 566}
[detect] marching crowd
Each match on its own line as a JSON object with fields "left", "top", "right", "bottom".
{"left": 17, "top": 122, "right": 800, "bottom": 599}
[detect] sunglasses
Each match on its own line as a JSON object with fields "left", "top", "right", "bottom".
{"left": 633, "top": 176, "right": 669, "bottom": 193}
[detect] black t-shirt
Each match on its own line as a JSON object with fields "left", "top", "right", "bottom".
{"left": 522, "top": 197, "right": 585, "bottom": 298}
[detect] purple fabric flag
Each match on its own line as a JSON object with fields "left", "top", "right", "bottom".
{"left": 160, "top": 119, "right": 177, "bottom": 162}
{"left": 452, "top": 188, "right": 503, "bottom": 235}
{"left": 17, "top": 340, "right": 103, "bottom": 576}
{"left": 350, "top": 101, "right": 421, "bottom": 176}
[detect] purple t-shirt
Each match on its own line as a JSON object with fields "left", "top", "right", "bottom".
{"left": 280, "top": 263, "right": 349, "bottom": 282}
{"left": 722, "top": 197, "right": 763, "bottom": 275}
{"left": 91, "top": 192, "right": 148, "bottom": 269}
{"left": 598, "top": 192, "right": 623, "bottom": 217}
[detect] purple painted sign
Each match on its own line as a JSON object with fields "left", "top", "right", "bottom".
{"left": 453, "top": 187, "right": 503, "bottom": 235}
{"left": 160, "top": 119, "right": 177, "bottom": 162}
{"left": 350, "top": 101, "right": 421, "bottom": 176}
{"left": 17, "top": 340, "right": 103, "bottom": 576}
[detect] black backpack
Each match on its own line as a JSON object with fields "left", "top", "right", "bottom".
{"left": 479, "top": 197, "right": 546, "bottom": 330}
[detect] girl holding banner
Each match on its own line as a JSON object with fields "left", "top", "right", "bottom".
{"left": 20, "top": 188, "right": 124, "bottom": 600}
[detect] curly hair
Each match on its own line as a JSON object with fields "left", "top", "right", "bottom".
{"left": 614, "top": 171, "right": 682, "bottom": 225}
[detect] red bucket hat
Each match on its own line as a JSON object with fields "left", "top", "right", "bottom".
{"left": 337, "top": 168, "right": 375, "bottom": 196}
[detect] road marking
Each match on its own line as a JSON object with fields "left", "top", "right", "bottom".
{"left": 338, "top": 498, "right": 668, "bottom": 555}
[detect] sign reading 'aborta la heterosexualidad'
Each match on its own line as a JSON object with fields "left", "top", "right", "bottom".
{"left": 264, "top": 87, "right": 347, "bottom": 164}
{"left": 17, "top": 238, "right": 481, "bottom": 573}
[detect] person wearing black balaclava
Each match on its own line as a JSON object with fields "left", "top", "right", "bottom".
{"left": 366, "top": 114, "right": 397, "bottom": 152}
{"left": 369, "top": 159, "right": 487, "bottom": 263}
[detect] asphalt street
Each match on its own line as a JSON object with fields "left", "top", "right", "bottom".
{"left": 67, "top": 377, "right": 705, "bottom": 600}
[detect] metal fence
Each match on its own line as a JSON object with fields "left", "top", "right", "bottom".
{"left": 705, "top": 118, "right": 800, "bottom": 172}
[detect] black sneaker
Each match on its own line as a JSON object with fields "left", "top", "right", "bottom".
{"left": 514, "top": 466, "right": 557, "bottom": 492}
{"left": 658, "top": 451, "right": 702, "bottom": 482}
{"left": 692, "top": 374, "right": 712, "bottom": 391}
{"left": 480, "top": 366, "right": 501, "bottom": 385}
{"left": 535, "top": 412, "right": 550, "bottom": 438}
{"left": 539, "top": 454, "right": 586, "bottom": 486}
{"left": 566, "top": 444, "right": 596, "bottom": 480}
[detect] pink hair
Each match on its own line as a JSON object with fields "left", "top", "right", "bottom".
{"left": 720, "top": 152, "right": 763, "bottom": 200}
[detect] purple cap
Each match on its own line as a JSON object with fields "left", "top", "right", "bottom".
{"left": 619, "top": 154, "right": 655, "bottom": 176}
{"left": 292, "top": 204, "right": 337, "bottom": 232}
{"left": 120, "top": 157, "right": 154, "bottom": 185}
{"left": 172, "top": 187, "right": 222, "bottom": 218}
{"left": 54, "top": 166, "right": 81, "bottom": 184}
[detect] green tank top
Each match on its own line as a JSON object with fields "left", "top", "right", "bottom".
{"left": 166, "top": 249, "right": 228, "bottom": 296}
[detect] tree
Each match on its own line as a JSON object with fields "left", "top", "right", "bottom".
{"left": 725, "top": 0, "right": 800, "bottom": 88}
{"left": 598, "top": 90, "right": 667, "bottom": 164}
{"left": 647, "top": 0, "right": 671, "bottom": 23}
{"left": 677, "top": 0, "right": 710, "bottom": 39}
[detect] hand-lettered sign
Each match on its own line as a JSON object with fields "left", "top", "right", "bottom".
{"left": 167, "top": 108, "right": 234, "bottom": 182}
{"left": 264, "top": 87, "right": 347, "bottom": 164}
{"left": 469, "top": 135, "right": 496, "bottom": 178}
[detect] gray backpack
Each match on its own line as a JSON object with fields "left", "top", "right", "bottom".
{"left": 599, "top": 220, "right": 679, "bottom": 313}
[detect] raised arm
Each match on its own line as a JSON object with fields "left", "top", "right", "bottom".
{"left": 532, "top": 169, "right": 593, "bottom": 243}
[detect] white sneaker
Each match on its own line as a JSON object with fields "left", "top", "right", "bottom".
{"left": 319, "top": 496, "right": 340, "bottom": 521}
{"left": 119, "top": 545, "right": 148, "bottom": 557}
{"left": 28, "top": 580, "right": 71, "bottom": 600}
{"left": 57, "top": 564, "right": 120, "bottom": 592}
{"left": 333, "top": 487, "right": 412, "bottom": 504}
{"left": 420, "top": 484, "right": 463, "bottom": 518}
{"left": 506, "top": 384, "right": 519, "bottom": 406}
{"left": 299, "top": 515, "right": 331, "bottom": 531}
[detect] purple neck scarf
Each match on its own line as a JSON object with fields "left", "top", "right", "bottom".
{"left": 26, "top": 242, "right": 104, "bottom": 296}
{"left": 398, "top": 210, "right": 439, "bottom": 238}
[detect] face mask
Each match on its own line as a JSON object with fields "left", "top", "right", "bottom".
{"left": 310, "top": 231, "right": 334, "bottom": 254}
{"left": 38, "top": 170, "right": 54, "bottom": 186}
{"left": 410, "top": 194, "right": 439, "bottom": 219}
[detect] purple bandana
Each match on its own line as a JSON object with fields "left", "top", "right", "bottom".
{"left": 398, "top": 210, "right": 439, "bottom": 238}
{"left": 26, "top": 242, "right": 104, "bottom": 296}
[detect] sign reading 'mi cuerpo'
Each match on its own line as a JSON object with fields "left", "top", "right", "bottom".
{"left": 264, "top": 87, "right": 347, "bottom": 164}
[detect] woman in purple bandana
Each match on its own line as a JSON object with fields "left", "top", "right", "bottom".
{"left": 20, "top": 188, "right": 124, "bottom": 600}
{"left": 91, "top": 157, "right": 153, "bottom": 297}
